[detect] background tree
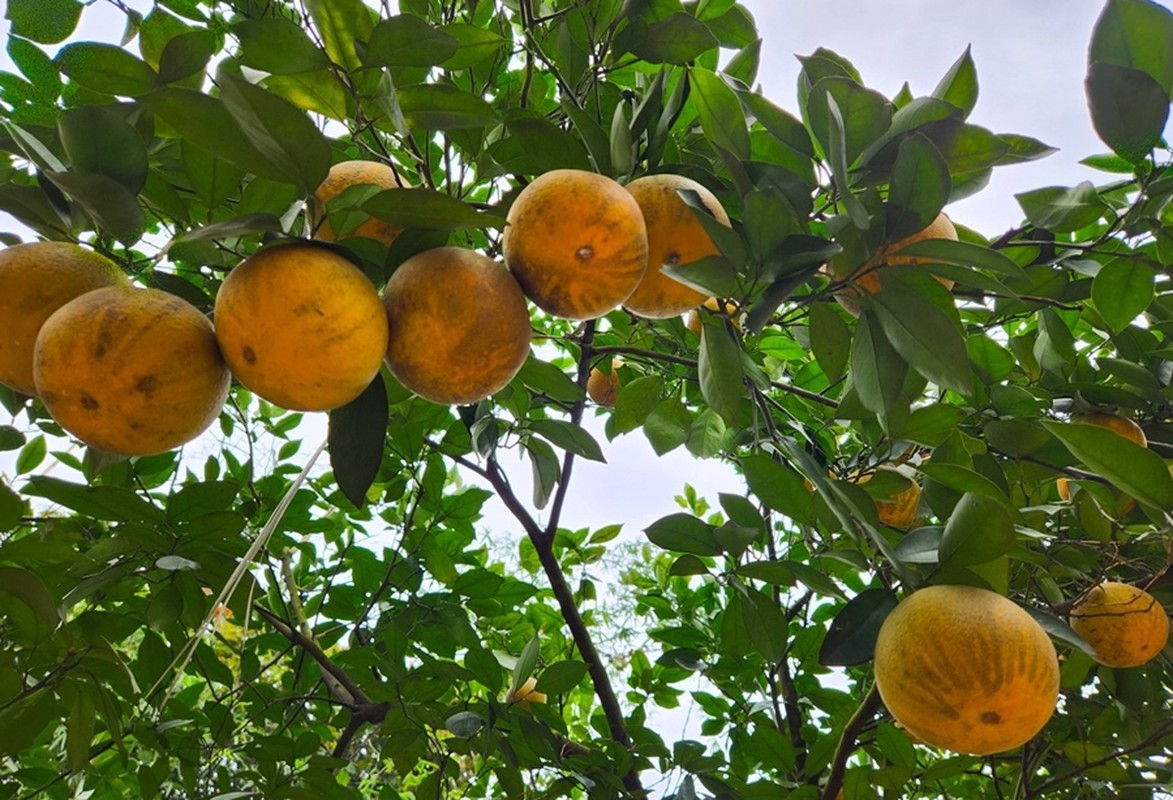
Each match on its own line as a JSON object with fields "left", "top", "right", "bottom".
{"left": 0, "top": 0, "right": 1171, "bottom": 799}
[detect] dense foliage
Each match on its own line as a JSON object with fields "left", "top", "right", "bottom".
{"left": 0, "top": 0, "right": 1171, "bottom": 799}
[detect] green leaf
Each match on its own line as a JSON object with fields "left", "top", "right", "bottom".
{"left": 995, "top": 133, "right": 1059, "bottom": 165}
{"left": 8, "top": 38, "right": 62, "bottom": 101}
{"left": 931, "top": 46, "right": 978, "bottom": 116}
{"left": 1016, "top": 182, "right": 1109, "bottom": 233}
{"left": 850, "top": 310, "right": 908, "bottom": 418}
{"left": 723, "top": 37, "right": 761, "bottom": 85}
{"left": 44, "top": 171, "right": 145, "bottom": 245}
{"left": 0, "top": 567, "right": 60, "bottom": 629}
{"left": 534, "top": 661, "right": 589, "bottom": 694}
{"left": 234, "top": 18, "right": 330, "bottom": 75}
{"left": 486, "top": 117, "right": 593, "bottom": 175}
{"left": 740, "top": 454, "right": 814, "bottom": 525}
{"left": 742, "top": 587, "right": 788, "bottom": 662}
{"left": 1086, "top": 62, "right": 1169, "bottom": 163}
{"left": 365, "top": 15, "right": 458, "bottom": 68}
{"left": 823, "top": 93, "right": 869, "bottom": 228}
{"left": 893, "top": 238, "right": 1027, "bottom": 280}
{"left": 1043, "top": 421, "right": 1173, "bottom": 510}
{"left": 0, "top": 480, "right": 22, "bottom": 532}
{"left": 809, "top": 302, "right": 850, "bottom": 384}
{"left": 157, "top": 29, "right": 215, "bottom": 84}
{"left": 643, "top": 397, "right": 691, "bottom": 456}
{"left": 65, "top": 691, "right": 96, "bottom": 773}
{"left": 516, "top": 356, "right": 583, "bottom": 404}
{"left": 55, "top": 42, "right": 158, "bottom": 96}
{"left": 525, "top": 438, "right": 560, "bottom": 510}
{"left": 219, "top": 75, "right": 332, "bottom": 193}
{"left": 886, "top": 133, "right": 950, "bottom": 241}
{"left": 806, "top": 76, "right": 892, "bottom": 166}
{"left": 155, "top": 555, "right": 200, "bottom": 571}
{"left": 561, "top": 97, "right": 613, "bottom": 176}
{"left": 610, "top": 375, "right": 662, "bottom": 435}
{"left": 445, "top": 711, "right": 483, "bottom": 738}
{"left": 530, "top": 419, "right": 605, "bottom": 463}
{"left": 304, "top": 0, "right": 374, "bottom": 71}
{"left": 23, "top": 476, "right": 162, "bottom": 522}
{"left": 364, "top": 188, "right": 504, "bottom": 231}
{"left": 690, "top": 67, "right": 750, "bottom": 159}
{"left": 510, "top": 632, "right": 541, "bottom": 694}
{"left": 662, "top": 254, "right": 738, "bottom": 298}
{"left": 610, "top": 97, "right": 635, "bottom": 178}
{"left": 168, "top": 213, "right": 285, "bottom": 246}
{"left": 1023, "top": 607, "right": 1098, "bottom": 659}
{"left": 397, "top": 84, "right": 498, "bottom": 130}
{"left": 59, "top": 106, "right": 149, "bottom": 193}
{"left": 439, "top": 24, "right": 507, "bottom": 71}
{"left": 1092, "top": 258, "right": 1155, "bottom": 333}
{"left": 917, "top": 464, "right": 1011, "bottom": 508}
{"left": 938, "top": 492, "right": 1016, "bottom": 567}
{"left": 645, "top": 513, "right": 720, "bottom": 556}
{"left": 1089, "top": 0, "right": 1173, "bottom": 96}
{"left": 893, "top": 527, "right": 942, "bottom": 564}
{"left": 870, "top": 273, "right": 973, "bottom": 395}
{"left": 698, "top": 316, "right": 744, "bottom": 427}
{"left": 6, "top": 0, "right": 82, "bottom": 44}
{"left": 628, "top": 13, "right": 719, "bottom": 65}
{"left": 15, "top": 436, "right": 45, "bottom": 474}
{"left": 329, "top": 375, "right": 389, "bottom": 509}
{"left": 818, "top": 588, "right": 899, "bottom": 666}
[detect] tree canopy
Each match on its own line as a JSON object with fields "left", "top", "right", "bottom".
{"left": 0, "top": 0, "right": 1171, "bottom": 799}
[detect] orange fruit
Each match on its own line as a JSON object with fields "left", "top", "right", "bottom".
{"left": 1056, "top": 412, "right": 1146, "bottom": 511}
{"left": 587, "top": 361, "right": 621, "bottom": 407}
{"left": 0, "top": 242, "right": 128, "bottom": 396}
{"left": 874, "top": 584, "right": 1059, "bottom": 755}
{"left": 858, "top": 470, "right": 922, "bottom": 529}
{"left": 214, "top": 243, "right": 388, "bottom": 411}
{"left": 33, "top": 287, "right": 230, "bottom": 456}
{"left": 383, "top": 247, "right": 531, "bottom": 405}
{"left": 686, "top": 297, "right": 740, "bottom": 339}
{"left": 1069, "top": 582, "right": 1169, "bottom": 668}
{"left": 835, "top": 212, "right": 958, "bottom": 316}
{"left": 309, "top": 160, "right": 407, "bottom": 245}
{"left": 622, "top": 174, "right": 729, "bottom": 319}
{"left": 503, "top": 169, "right": 648, "bottom": 320}
{"left": 506, "top": 676, "right": 547, "bottom": 711}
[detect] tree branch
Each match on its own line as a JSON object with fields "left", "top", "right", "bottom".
{"left": 820, "top": 686, "right": 883, "bottom": 800}
{"left": 1028, "top": 721, "right": 1173, "bottom": 795}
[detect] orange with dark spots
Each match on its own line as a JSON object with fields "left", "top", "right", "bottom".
{"left": 383, "top": 247, "right": 531, "bottom": 405}
{"left": 309, "top": 160, "right": 408, "bottom": 245}
{"left": 214, "top": 242, "right": 388, "bottom": 411}
{"left": 33, "top": 286, "right": 230, "bottom": 455}
{"left": 623, "top": 174, "right": 730, "bottom": 319}
{"left": 873, "top": 585, "right": 1059, "bottom": 755}
{"left": 1070, "top": 582, "right": 1168, "bottom": 668}
{"left": 503, "top": 169, "right": 648, "bottom": 320}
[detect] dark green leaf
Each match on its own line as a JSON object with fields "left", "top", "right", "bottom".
{"left": 304, "top": 0, "right": 374, "bottom": 71}
{"left": 0, "top": 481, "right": 22, "bottom": 532}
{"left": 629, "top": 13, "right": 718, "bottom": 65}
{"left": 806, "top": 76, "right": 892, "bottom": 166}
{"left": 486, "top": 117, "right": 593, "bottom": 175}
{"left": 809, "top": 302, "right": 850, "bottom": 384}
{"left": 1086, "top": 62, "right": 1169, "bottom": 163}
{"left": 740, "top": 454, "right": 814, "bottom": 525}
{"left": 902, "top": 405, "right": 967, "bottom": 447}
{"left": 23, "top": 476, "right": 162, "bottom": 522}
{"left": 364, "top": 188, "right": 504, "bottom": 230}
{"left": 531, "top": 419, "right": 605, "bottom": 462}
{"left": 995, "top": 133, "right": 1059, "bottom": 165}
{"left": 886, "top": 133, "right": 950, "bottom": 241}
{"left": 850, "top": 310, "right": 908, "bottom": 417}
{"left": 662, "top": 254, "right": 738, "bottom": 298}
{"left": 329, "top": 375, "right": 389, "bottom": 509}
{"left": 742, "top": 587, "right": 788, "bottom": 662}
{"left": 1023, "top": 607, "right": 1097, "bottom": 658}
{"left": 55, "top": 42, "right": 158, "bottom": 96}
{"left": 169, "top": 213, "right": 285, "bottom": 246}
{"left": 234, "top": 18, "right": 329, "bottom": 75}
{"left": 643, "top": 397, "right": 691, "bottom": 456}
{"left": 510, "top": 632, "right": 541, "bottom": 694}
{"left": 516, "top": 356, "right": 583, "bottom": 404}
{"left": 645, "top": 513, "right": 720, "bottom": 556}
{"left": 893, "top": 238, "right": 1027, "bottom": 280}
{"left": 822, "top": 93, "right": 869, "bottom": 228}
{"left": 525, "top": 438, "right": 560, "bottom": 510}
{"left": 931, "top": 46, "right": 978, "bottom": 116}
{"left": 534, "top": 661, "right": 589, "bottom": 694}
{"left": 8, "top": 38, "right": 61, "bottom": 101}
{"left": 59, "top": 105, "right": 149, "bottom": 193}
{"left": 397, "top": 84, "right": 498, "bottom": 130}
{"left": 445, "top": 711, "right": 483, "bottom": 738}
{"left": 1089, "top": 0, "right": 1173, "bottom": 96}
{"left": 893, "top": 527, "right": 942, "bottom": 564}
{"left": 1092, "top": 257, "right": 1154, "bottom": 333}
{"left": 561, "top": 97, "right": 613, "bottom": 176}
{"left": 157, "top": 29, "right": 214, "bottom": 84}
{"left": 1043, "top": 421, "right": 1173, "bottom": 510}
{"left": 818, "top": 588, "right": 898, "bottom": 666}
{"left": 723, "top": 37, "right": 761, "bottom": 85}
{"left": 65, "top": 692, "right": 96, "bottom": 774}
{"left": 440, "top": 24, "right": 507, "bottom": 71}
{"left": 44, "top": 171, "right": 145, "bottom": 244}
{"left": 698, "top": 316, "right": 744, "bottom": 427}
{"left": 7, "top": 0, "right": 83, "bottom": 44}
{"left": 690, "top": 67, "right": 750, "bottom": 159}
{"left": 939, "top": 492, "right": 1016, "bottom": 567}
{"left": 0, "top": 567, "right": 60, "bottom": 629}
{"left": 1016, "top": 182, "right": 1109, "bottom": 233}
{"left": 917, "top": 464, "right": 1012, "bottom": 508}
{"left": 365, "top": 15, "right": 458, "bottom": 67}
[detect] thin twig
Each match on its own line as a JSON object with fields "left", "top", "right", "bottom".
{"left": 820, "top": 686, "right": 883, "bottom": 800}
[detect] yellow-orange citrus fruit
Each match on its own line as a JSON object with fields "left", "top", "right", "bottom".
{"left": 686, "top": 297, "right": 740, "bottom": 339}
{"left": 858, "top": 471, "right": 922, "bottom": 529}
{"left": 1057, "top": 412, "right": 1146, "bottom": 509}
{"left": 623, "top": 174, "right": 729, "bottom": 319}
{"left": 1070, "top": 582, "right": 1169, "bottom": 668}
{"left": 874, "top": 585, "right": 1060, "bottom": 755}
{"left": 506, "top": 676, "right": 547, "bottom": 711}
{"left": 33, "top": 287, "right": 230, "bottom": 456}
{"left": 503, "top": 169, "right": 648, "bottom": 320}
{"left": 587, "top": 362, "right": 621, "bottom": 407}
{"left": 383, "top": 247, "right": 531, "bottom": 405}
{"left": 215, "top": 243, "right": 388, "bottom": 411}
{"left": 0, "top": 242, "right": 128, "bottom": 396}
{"left": 310, "top": 160, "right": 407, "bottom": 245}
{"left": 836, "top": 212, "right": 958, "bottom": 316}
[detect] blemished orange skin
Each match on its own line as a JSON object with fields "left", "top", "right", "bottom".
{"left": 874, "top": 585, "right": 1060, "bottom": 756}
{"left": 623, "top": 174, "right": 729, "bottom": 319}
{"left": 33, "top": 287, "right": 230, "bottom": 456}
{"left": 310, "top": 160, "right": 407, "bottom": 245}
{"left": 0, "top": 242, "right": 128, "bottom": 396}
{"left": 503, "top": 169, "right": 648, "bottom": 320}
{"left": 1070, "top": 582, "right": 1169, "bottom": 668}
{"left": 836, "top": 212, "right": 959, "bottom": 316}
{"left": 587, "top": 364, "right": 620, "bottom": 407}
{"left": 1056, "top": 412, "right": 1146, "bottom": 511}
{"left": 214, "top": 243, "right": 388, "bottom": 411}
{"left": 858, "top": 471, "right": 922, "bottom": 529}
{"left": 383, "top": 247, "right": 531, "bottom": 405}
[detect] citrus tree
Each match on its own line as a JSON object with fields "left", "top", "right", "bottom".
{"left": 0, "top": 0, "right": 1171, "bottom": 798}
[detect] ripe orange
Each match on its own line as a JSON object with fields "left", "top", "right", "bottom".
{"left": 858, "top": 470, "right": 922, "bottom": 529}
{"left": 0, "top": 242, "right": 128, "bottom": 396}
{"left": 686, "top": 297, "right": 740, "bottom": 339}
{"left": 622, "top": 174, "right": 729, "bottom": 319}
{"left": 33, "top": 287, "right": 230, "bottom": 456}
{"left": 1069, "top": 582, "right": 1169, "bottom": 668}
{"left": 383, "top": 247, "right": 531, "bottom": 405}
{"left": 309, "top": 160, "right": 407, "bottom": 245}
{"left": 835, "top": 212, "right": 958, "bottom": 316}
{"left": 587, "top": 361, "right": 621, "bottom": 407}
{"left": 214, "top": 243, "right": 388, "bottom": 411}
{"left": 874, "top": 585, "right": 1060, "bottom": 755}
{"left": 503, "top": 169, "right": 648, "bottom": 320}
{"left": 506, "top": 676, "right": 547, "bottom": 711}
{"left": 1056, "top": 412, "right": 1147, "bottom": 510}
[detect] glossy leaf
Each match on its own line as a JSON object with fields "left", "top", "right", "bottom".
{"left": 698, "top": 316, "right": 744, "bottom": 427}
{"left": 304, "top": 0, "right": 374, "bottom": 70}
{"left": 818, "top": 587, "right": 898, "bottom": 666}
{"left": 645, "top": 513, "right": 721, "bottom": 556}
{"left": 1089, "top": 0, "right": 1173, "bottom": 95}
{"left": 740, "top": 453, "right": 814, "bottom": 525}
{"left": 809, "top": 301, "right": 850, "bottom": 384}
{"left": 364, "top": 188, "right": 504, "bottom": 230}
{"left": 44, "top": 171, "right": 145, "bottom": 244}
{"left": 365, "top": 15, "right": 458, "bottom": 68}
{"left": 55, "top": 42, "right": 158, "bottom": 96}
{"left": 534, "top": 660, "right": 589, "bottom": 694}
{"left": 1092, "top": 257, "right": 1155, "bottom": 333}
{"left": 1085, "top": 62, "right": 1169, "bottom": 163}
{"left": 1044, "top": 421, "right": 1173, "bottom": 510}
{"left": 886, "top": 133, "right": 951, "bottom": 241}
{"left": 1016, "top": 182, "right": 1109, "bottom": 233}
{"left": 938, "top": 492, "right": 1015, "bottom": 567}
{"left": 690, "top": 67, "right": 750, "bottom": 159}
{"left": 6, "top": 0, "right": 83, "bottom": 44}
{"left": 58, "top": 105, "right": 149, "bottom": 193}
{"left": 931, "top": 46, "right": 978, "bottom": 116}
{"left": 328, "top": 375, "right": 389, "bottom": 509}
{"left": 234, "top": 18, "right": 330, "bottom": 75}
{"left": 397, "top": 84, "right": 498, "bottom": 130}
{"left": 628, "top": 13, "right": 718, "bottom": 65}
{"left": 530, "top": 419, "right": 605, "bottom": 463}
{"left": 870, "top": 273, "right": 972, "bottom": 395}
{"left": 850, "top": 310, "right": 908, "bottom": 418}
